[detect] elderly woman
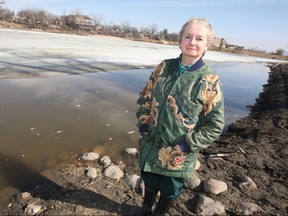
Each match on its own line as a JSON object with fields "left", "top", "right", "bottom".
{"left": 135, "top": 18, "right": 225, "bottom": 215}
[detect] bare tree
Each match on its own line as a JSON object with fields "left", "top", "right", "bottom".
{"left": 139, "top": 24, "right": 159, "bottom": 39}
{"left": 17, "top": 9, "right": 49, "bottom": 29}
{"left": 130, "top": 26, "right": 139, "bottom": 38}
{"left": 149, "top": 23, "right": 158, "bottom": 36}
{"left": 122, "top": 20, "right": 132, "bottom": 37}
{"left": 90, "top": 13, "right": 102, "bottom": 26}
{"left": 0, "top": 7, "right": 14, "bottom": 22}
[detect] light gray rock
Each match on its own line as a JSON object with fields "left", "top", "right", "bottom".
{"left": 100, "top": 156, "right": 111, "bottom": 167}
{"left": 195, "top": 160, "right": 201, "bottom": 170}
{"left": 125, "top": 174, "right": 142, "bottom": 190}
{"left": 195, "top": 194, "right": 225, "bottom": 215}
{"left": 81, "top": 152, "right": 100, "bottom": 161}
{"left": 21, "top": 192, "right": 32, "bottom": 200}
{"left": 237, "top": 202, "right": 264, "bottom": 215}
{"left": 103, "top": 165, "right": 124, "bottom": 180}
{"left": 239, "top": 176, "right": 258, "bottom": 190}
{"left": 185, "top": 173, "right": 201, "bottom": 190}
{"left": 125, "top": 148, "right": 139, "bottom": 156}
{"left": 24, "top": 203, "right": 41, "bottom": 215}
{"left": 86, "top": 167, "right": 97, "bottom": 179}
{"left": 203, "top": 178, "right": 228, "bottom": 195}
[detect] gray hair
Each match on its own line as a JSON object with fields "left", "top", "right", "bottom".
{"left": 179, "top": 18, "right": 215, "bottom": 44}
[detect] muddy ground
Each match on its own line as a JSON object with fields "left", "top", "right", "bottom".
{"left": 0, "top": 63, "right": 287, "bottom": 215}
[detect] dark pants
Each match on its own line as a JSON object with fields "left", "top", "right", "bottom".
{"left": 141, "top": 171, "right": 185, "bottom": 199}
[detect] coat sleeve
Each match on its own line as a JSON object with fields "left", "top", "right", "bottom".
{"left": 185, "top": 74, "right": 225, "bottom": 152}
{"left": 136, "top": 61, "right": 166, "bottom": 129}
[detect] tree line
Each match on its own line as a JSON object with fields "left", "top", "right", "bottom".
{"left": 0, "top": 1, "right": 179, "bottom": 43}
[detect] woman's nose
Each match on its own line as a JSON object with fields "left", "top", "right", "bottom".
{"left": 189, "top": 37, "right": 196, "bottom": 45}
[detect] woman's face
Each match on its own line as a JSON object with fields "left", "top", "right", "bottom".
{"left": 179, "top": 23, "right": 210, "bottom": 62}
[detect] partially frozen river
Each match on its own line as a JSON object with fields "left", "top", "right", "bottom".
{"left": 0, "top": 63, "right": 269, "bottom": 189}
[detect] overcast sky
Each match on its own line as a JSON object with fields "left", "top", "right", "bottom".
{"left": 3, "top": 0, "right": 288, "bottom": 51}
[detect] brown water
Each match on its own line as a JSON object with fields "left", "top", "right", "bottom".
{"left": 0, "top": 63, "right": 269, "bottom": 209}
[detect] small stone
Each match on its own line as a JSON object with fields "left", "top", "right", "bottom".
{"left": 115, "top": 160, "right": 126, "bottom": 169}
{"left": 125, "top": 174, "right": 141, "bottom": 190}
{"left": 24, "top": 203, "right": 41, "bottom": 215}
{"left": 21, "top": 192, "right": 32, "bottom": 200}
{"left": 239, "top": 176, "right": 258, "bottom": 190}
{"left": 195, "top": 160, "right": 201, "bottom": 170}
{"left": 238, "top": 202, "right": 264, "bottom": 215}
{"left": 81, "top": 152, "right": 100, "bottom": 161}
{"left": 195, "top": 194, "right": 225, "bottom": 215}
{"left": 86, "top": 167, "right": 97, "bottom": 179}
{"left": 103, "top": 165, "right": 124, "bottom": 180}
{"left": 203, "top": 178, "right": 228, "bottom": 195}
{"left": 100, "top": 156, "right": 111, "bottom": 167}
{"left": 185, "top": 174, "right": 201, "bottom": 190}
{"left": 125, "top": 148, "right": 139, "bottom": 156}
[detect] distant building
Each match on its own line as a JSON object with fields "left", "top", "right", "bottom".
{"left": 75, "top": 15, "right": 95, "bottom": 33}
{"left": 212, "top": 38, "right": 227, "bottom": 49}
{"left": 227, "top": 44, "right": 244, "bottom": 51}
{"left": 65, "top": 14, "right": 95, "bottom": 33}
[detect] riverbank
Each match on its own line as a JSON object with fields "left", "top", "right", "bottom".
{"left": 0, "top": 63, "right": 287, "bottom": 215}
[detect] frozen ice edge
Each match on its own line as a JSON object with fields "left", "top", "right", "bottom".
{"left": 0, "top": 28, "right": 287, "bottom": 79}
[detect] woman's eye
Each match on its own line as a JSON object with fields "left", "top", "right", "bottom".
{"left": 185, "top": 35, "right": 192, "bottom": 40}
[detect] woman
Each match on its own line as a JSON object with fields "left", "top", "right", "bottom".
{"left": 136, "top": 18, "right": 225, "bottom": 215}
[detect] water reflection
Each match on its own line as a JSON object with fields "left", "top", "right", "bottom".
{"left": 0, "top": 62, "right": 268, "bottom": 203}
{"left": 213, "top": 62, "right": 269, "bottom": 126}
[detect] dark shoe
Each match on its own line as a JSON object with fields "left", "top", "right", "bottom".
{"left": 134, "top": 187, "right": 157, "bottom": 216}
{"left": 153, "top": 195, "right": 175, "bottom": 216}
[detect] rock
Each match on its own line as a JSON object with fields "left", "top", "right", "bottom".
{"left": 86, "top": 167, "right": 97, "bottom": 178}
{"left": 24, "top": 203, "right": 41, "bottom": 215}
{"left": 239, "top": 176, "right": 258, "bottom": 190}
{"left": 100, "top": 156, "right": 111, "bottom": 167}
{"left": 203, "top": 178, "right": 227, "bottom": 195}
{"left": 81, "top": 152, "right": 100, "bottom": 161}
{"left": 125, "top": 148, "right": 139, "bottom": 156}
{"left": 125, "top": 174, "right": 142, "bottom": 190}
{"left": 195, "top": 160, "right": 201, "bottom": 170}
{"left": 195, "top": 194, "right": 225, "bottom": 215}
{"left": 115, "top": 160, "right": 126, "bottom": 169}
{"left": 21, "top": 192, "right": 32, "bottom": 200}
{"left": 103, "top": 165, "right": 124, "bottom": 180}
{"left": 185, "top": 173, "right": 201, "bottom": 190}
{"left": 237, "top": 202, "right": 264, "bottom": 215}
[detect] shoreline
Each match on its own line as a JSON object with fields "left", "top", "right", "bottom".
{"left": 0, "top": 63, "right": 287, "bottom": 215}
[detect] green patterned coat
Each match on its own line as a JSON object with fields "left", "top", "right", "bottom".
{"left": 136, "top": 58, "right": 225, "bottom": 178}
